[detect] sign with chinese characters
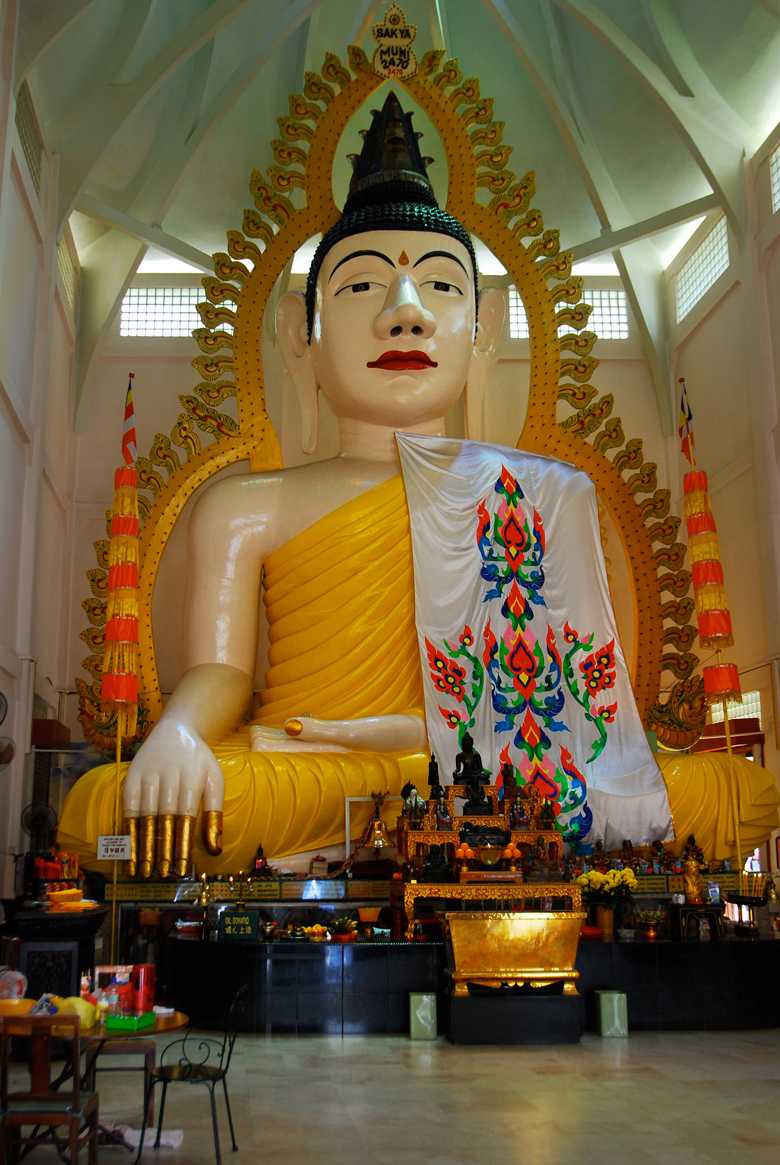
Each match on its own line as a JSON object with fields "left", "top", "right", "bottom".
{"left": 372, "top": 4, "right": 417, "bottom": 79}
{"left": 97, "top": 834, "right": 132, "bottom": 860}
{"left": 218, "top": 909, "right": 260, "bottom": 943}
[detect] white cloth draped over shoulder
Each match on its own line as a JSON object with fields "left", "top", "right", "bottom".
{"left": 397, "top": 433, "right": 672, "bottom": 849}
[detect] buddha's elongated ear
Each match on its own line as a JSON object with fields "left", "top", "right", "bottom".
{"left": 465, "top": 286, "right": 506, "bottom": 440}
{"left": 276, "top": 291, "right": 318, "bottom": 454}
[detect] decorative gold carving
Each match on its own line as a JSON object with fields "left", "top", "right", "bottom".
{"left": 662, "top": 624, "right": 698, "bottom": 651}
{"left": 561, "top": 395, "right": 613, "bottom": 437}
{"left": 557, "top": 383, "right": 597, "bottom": 410}
{"left": 81, "top": 597, "right": 106, "bottom": 627}
{"left": 593, "top": 418, "right": 624, "bottom": 454}
{"left": 404, "top": 884, "right": 582, "bottom": 941}
{"left": 648, "top": 675, "right": 707, "bottom": 749}
{"left": 661, "top": 651, "right": 697, "bottom": 680}
{"left": 661, "top": 597, "right": 696, "bottom": 624}
{"left": 371, "top": 3, "right": 418, "bottom": 79}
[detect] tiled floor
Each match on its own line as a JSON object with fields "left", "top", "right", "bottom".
{"left": 9, "top": 1029, "right": 780, "bottom": 1164}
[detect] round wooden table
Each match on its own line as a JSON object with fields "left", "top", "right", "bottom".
{"left": 80, "top": 1012, "right": 189, "bottom": 1153}
{"left": 82, "top": 1010, "right": 189, "bottom": 1042}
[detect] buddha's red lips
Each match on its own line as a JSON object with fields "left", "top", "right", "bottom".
{"left": 367, "top": 350, "right": 438, "bottom": 370}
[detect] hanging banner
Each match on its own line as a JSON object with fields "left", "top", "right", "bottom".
{"left": 397, "top": 433, "right": 672, "bottom": 849}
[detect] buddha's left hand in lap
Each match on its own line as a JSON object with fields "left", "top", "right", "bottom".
{"left": 250, "top": 713, "right": 427, "bottom": 753}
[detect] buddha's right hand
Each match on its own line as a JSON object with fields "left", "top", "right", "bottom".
{"left": 123, "top": 720, "right": 224, "bottom": 879}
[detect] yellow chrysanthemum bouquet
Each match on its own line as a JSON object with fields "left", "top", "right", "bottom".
{"left": 576, "top": 867, "right": 638, "bottom": 904}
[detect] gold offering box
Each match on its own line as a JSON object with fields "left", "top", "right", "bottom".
{"left": 445, "top": 911, "right": 586, "bottom": 996}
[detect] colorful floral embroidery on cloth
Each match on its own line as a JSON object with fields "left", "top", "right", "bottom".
{"left": 425, "top": 466, "right": 619, "bottom": 843}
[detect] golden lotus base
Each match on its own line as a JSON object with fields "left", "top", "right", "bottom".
{"left": 445, "top": 911, "right": 586, "bottom": 996}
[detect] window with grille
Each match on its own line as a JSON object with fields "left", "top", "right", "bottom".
{"left": 770, "top": 144, "right": 780, "bottom": 215}
{"left": 507, "top": 286, "right": 529, "bottom": 339}
{"left": 57, "top": 237, "right": 78, "bottom": 309}
{"left": 709, "top": 689, "right": 761, "bottom": 725}
{"left": 507, "top": 286, "right": 629, "bottom": 340}
{"left": 560, "top": 288, "right": 629, "bottom": 339}
{"left": 119, "top": 287, "right": 216, "bottom": 337}
{"left": 674, "top": 218, "right": 729, "bottom": 324}
{"left": 15, "top": 82, "right": 44, "bottom": 195}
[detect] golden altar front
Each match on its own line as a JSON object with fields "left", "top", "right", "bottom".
{"left": 445, "top": 911, "right": 586, "bottom": 996}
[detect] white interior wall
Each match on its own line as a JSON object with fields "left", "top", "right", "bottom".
{"left": 0, "top": 9, "right": 79, "bottom": 893}
{"left": 668, "top": 188, "right": 780, "bottom": 783}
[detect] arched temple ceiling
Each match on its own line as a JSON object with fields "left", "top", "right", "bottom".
{"left": 16, "top": 0, "right": 780, "bottom": 419}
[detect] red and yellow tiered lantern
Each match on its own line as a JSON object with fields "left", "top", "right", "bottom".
{"left": 101, "top": 464, "right": 140, "bottom": 737}
{"left": 682, "top": 467, "right": 740, "bottom": 704}
{"left": 679, "top": 378, "right": 741, "bottom": 706}
{"left": 679, "top": 378, "right": 742, "bottom": 874}
{"left": 101, "top": 374, "right": 141, "bottom": 919}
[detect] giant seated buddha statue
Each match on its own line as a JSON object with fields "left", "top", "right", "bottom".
{"left": 60, "top": 79, "right": 779, "bottom": 879}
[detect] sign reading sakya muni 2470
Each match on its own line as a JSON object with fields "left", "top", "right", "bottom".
{"left": 372, "top": 4, "right": 417, "bottom": 80}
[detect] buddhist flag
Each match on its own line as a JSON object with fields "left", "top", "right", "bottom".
{"left": 121, "top": 372, "right": 137, "bottom": 465}
{"left": 678, "top": 377, "right": 694, "bottom": 464}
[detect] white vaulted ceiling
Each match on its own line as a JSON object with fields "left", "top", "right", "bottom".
{"left": 17, "top": 0, "right": 780, "bottom": 410}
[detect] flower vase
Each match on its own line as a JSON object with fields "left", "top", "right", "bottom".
{"left": 596, "top": 904, "right": 615, "bottom": 942}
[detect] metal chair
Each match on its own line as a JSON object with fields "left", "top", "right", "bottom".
{"left": 135, "top": 986, "right": 248, "bottom": 1164}
{"left": 0, "top": 1012, "right": 99, "bottom": 1163}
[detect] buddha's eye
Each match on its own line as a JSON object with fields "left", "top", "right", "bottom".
{"left": 335, "top": 280, "right": 378, "bottom": 296}
{"left": 423, "top": 279, "right": 463, "bottom": 295}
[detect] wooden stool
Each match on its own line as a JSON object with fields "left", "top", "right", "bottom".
{"left": 84, "top": 1038, "right": 156, "bottom": 1126}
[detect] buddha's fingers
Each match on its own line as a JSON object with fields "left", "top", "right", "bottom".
{"left": 156, "top": 771, "right": 181, "bottom": 879}
{"left": 156, "top": 815, "right": 175, "bottom": 879}
{"left": 140, "top": 816, "right": 156, "bottom": 879}
{"left": 138, "top": 772, "right": 160, "bottom": 879}
{"left": 174, "top": 816, "right": 195, "bottom": 878}
{"left": 123, "top": 764, "right": 142, "bottom": 878}
{"left": 124, "top": 816, "right": 138, "bottom": 878}
{"left": 202, "top": 760, "right": 225, "bottom": 855}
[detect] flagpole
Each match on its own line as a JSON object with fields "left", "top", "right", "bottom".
{"left": 110, "top": 707, "right": 124, "bottom": 963}
{"left": 102, "top": 371, "right": 140, "bottom": 963}
{"left": 718, "top": 678, "right": 743, "bottom": 892}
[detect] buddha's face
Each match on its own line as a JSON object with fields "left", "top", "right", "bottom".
{"left": 309, "top": 229, "right": 477, "bottom": 426}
